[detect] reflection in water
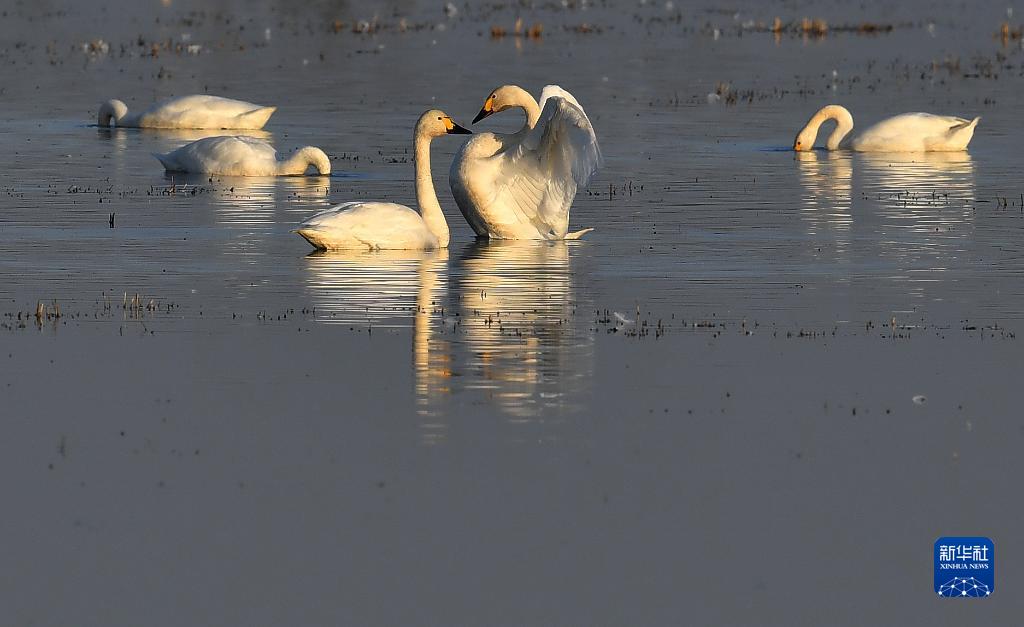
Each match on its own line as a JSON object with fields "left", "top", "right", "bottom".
{"left": 796, "top": 151, "right": 976, "bottom": 271}
{"left": 858, "top": 152, "right": 976, "bottom": 267}
{"left": 303, "top": 248, "right": 447, "bottom": 326}
{"left": 454, "top": 240, "right": 592, "bottom": 421}
{"left": 168, "top": 173, "right": 332, "bottom": 260}
{"left": 301, "top": 241, "right": 593, "bottom": 434}
{"left": 303, "top": 249, "right": 452, "bottom": 442}
{"left": 97, "top": 126, "right": 272, "bottom": 153}
{"left": 795, "top": 151, "right": 853, "bottom": 249}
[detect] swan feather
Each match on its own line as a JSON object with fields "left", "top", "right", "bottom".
{"left": 296, "top": 202, "right": 440, "bottom": 251}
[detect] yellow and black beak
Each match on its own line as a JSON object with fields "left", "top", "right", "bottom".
{"left": 472, "top": 97, "right": 495, "bottom": 124}
{"left": 443, "top": 117, "right": 473, "bottom": 135}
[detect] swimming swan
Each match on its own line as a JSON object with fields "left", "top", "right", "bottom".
{"left": 794, "top": 105, "right": 979, "bottom": 152}
{"left": 295, "top": 110, "right": 471, "bottom": 251}
{"left": 154, "top": 136, "right": 330, "bottom": 176}
{"left": 97, "top": 95, "right": 276, "bottom": 129}
{"left": 449, "top": 85, "right": 602, "bottom": 240}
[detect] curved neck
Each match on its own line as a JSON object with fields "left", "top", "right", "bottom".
{"left": 279, "top": 147, "right": 330, "bottom": 175}
{"left": 98, "top": 100, "right": 130, "bottom": 127}
{"left": 414, "top": 132, "right": 449, "bottom": 248}
{"left": 508, "top": 87, "right": 542, "bottom": 129}
{"left": 807, "top": 105, "right": 854, "bottom": 150}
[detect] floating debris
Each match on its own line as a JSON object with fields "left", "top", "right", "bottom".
{"left": 490, "top": 17, "right": 542, "bottom": 39}
{"left": 80, "top": 39, "right": 110, "bottom": 56}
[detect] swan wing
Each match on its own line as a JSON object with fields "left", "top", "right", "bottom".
{"left": 486, "top": 88, "right": 601, "bottom": 237}
{"left": 854, "top": 113, "right": 979, "bottom": 151}
{"left": 526, "top": 86, "right": 602, "bottom": 187}
{"left": 142, "top": 95, "right": 275, "bottom": 129}
{"left": 296, "top": 202, "right": 435, "bottom": 250}
{"left": 156, "top": 136, "right": 278, "bottom": 174}
{"left": 149, "top": 95, "right": 265, "bottom": 117}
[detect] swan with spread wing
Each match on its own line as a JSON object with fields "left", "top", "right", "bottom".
{"left": 449, "top": 85, "right": 602, "bottom": 240}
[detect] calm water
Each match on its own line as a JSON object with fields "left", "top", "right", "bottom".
{"left": 1, "top": 1, "right": 1022, "bottom": 624}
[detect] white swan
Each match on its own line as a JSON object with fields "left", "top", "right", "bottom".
{"left": 154, "top": 136, "right": 330, "bottom": 176}
{"left": 97, "top": 95, "right": 276, "bottom": 129}
{"left": 295, "top": 110, "right": 471, "bottom": 251}
{"left": 794, "top": 105, "right": 979, "bottom": 152}
{"left": 449, "top": 84, "right": 602, "bottom": 240}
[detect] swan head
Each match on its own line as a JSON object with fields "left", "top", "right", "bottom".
{"left": 794, "top": 105, "right": 854, "bottom": 151}
{"left": 472, "top": 85, "right": 531, "bottom": 123}
{"left": 793, "top": 126, "right": 816, "bottom": 152}
{"left": 298, "top": 147, "right": 332, "bottom": 175}
{"left": 98, "top": 99, "right": 128, "bottom": 127}
{"left": 416, "top": 109, "right": 472, "bottom": 138}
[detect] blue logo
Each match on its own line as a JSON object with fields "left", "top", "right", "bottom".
{"left": 934, "top": 537, "right": 994, "bottom": 597}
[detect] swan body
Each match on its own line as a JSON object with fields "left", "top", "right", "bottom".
{"left": 450, "top": 84, "right": 602, "bottom": 240}
{"left": 98, "top": 95, "right": 276, "bottom": 129}
{"left": 154, "top": 136, "right": 330, "bottom": 176}
{"left": 295, "top": 110, "right": 471, "bottom": 251}
{"left": 794, "top": 105, "right": 979, "bottom": 152}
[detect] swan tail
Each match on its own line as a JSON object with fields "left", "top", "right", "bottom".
{"left": 951, "top": 116, "right": 981, "bottom": 131}
{"left": 235, "top": 106, "right": 276, "bottom": 129}
{"left": 293, "top": 228, "right": 328, "bottom": 251}
{"left": 948, "top": 116, "right": 980, "bottom": 150}
{"left": 152, "top": 153, "right": 179, "bottom": 171}
{"left": 564, "top": 227, "right": 594, "bottom": 240}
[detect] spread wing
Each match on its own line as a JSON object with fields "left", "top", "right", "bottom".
{"left": 492, "top": 86, "right": 602, "bottom": 237}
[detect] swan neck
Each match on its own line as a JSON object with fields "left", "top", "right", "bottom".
{"left": 523, "top": 97, "right": 541, "bottom": 129}
{"left": 280, "top": 147, "right": 330, "bottom": 175}
{"left": 414, "top": 132, "right": 449, "bottom": 248}
{"left": 98, "top": 99, "right": 129, "bottom": 127}
{"left": 817, "top": 105, "right": 854, "bottom": 150}
{"left": 509, "top": 88, "right": 541, "bottom": 129}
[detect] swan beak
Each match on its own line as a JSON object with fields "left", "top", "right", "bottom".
{"left": 472, "top": 107, "right": 493, "bottom": 124}
{"left": 472, "top": 97, "right": 494, "bottom": 124}
{"left": 447, "top": 121, "right": 473, "bottom": 135}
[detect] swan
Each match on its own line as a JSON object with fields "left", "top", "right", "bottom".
{"left": 154, "top": 136, "right": 330, "bottom": 176}
{"left": 793, "top": 105, "right": 979, "bottom": 152}
{"left": 295, "top": 110, "right": 471, "bottom": 251}
{"left": 449, "top": 84, "right": 602, "bottom": 240}
{"left": 97, "top": 95, "right": 276, "bottom": 129}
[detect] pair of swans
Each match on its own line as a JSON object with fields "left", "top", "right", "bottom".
{"left": 296, "top": 85, "right": 602, "bottom": 251}
{"left": 794, "top": 105, "right": 979, "bottom": 152}
{"left": 98, "top": 94, "right": 331, "bottom": 176}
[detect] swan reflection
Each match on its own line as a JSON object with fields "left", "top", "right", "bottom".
{"left": 857, "top": 151, "right": 975, "bottom": 264}
{"left": 302, "top": 248, "right": 447, "bottom": 327}
{"left": 173, "top": 173, "right": 331, "bottom": 260}
{"left": 302, "top": 249, "right": 453, "bottom": 441}
{"left": 796, "top": 151, "right": 976, "bottom": 268}
{"left": 795, "top": 151, "right": 853, "bottom": 249}
{"left": 97, "top": 126, "right": 272, "bottom": 153}
{"left": 453, "top": 240, "right": 592, "bottom": 420}
{"left": 301, "top": 240, "right": 593, "bottom": 431}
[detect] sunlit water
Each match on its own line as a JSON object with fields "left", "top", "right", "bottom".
{"left": 1, "top": 1, "right": 1022, "bottom": 625}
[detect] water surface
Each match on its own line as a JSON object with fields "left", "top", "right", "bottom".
{"left": 1, "top": 1, "right": 1022, "bottom": 624}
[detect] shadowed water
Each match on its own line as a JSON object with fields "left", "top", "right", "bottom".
{"left": 1, "top": 0, "right": 1022, "bottom": 625}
